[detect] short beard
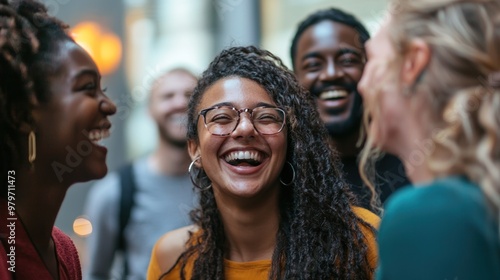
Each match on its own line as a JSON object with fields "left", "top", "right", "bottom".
{"left": 325, "top": 92, "right": 363, "bottom": 138}
{"left": 158, "top": 125, "right": 187, "bottom": 148}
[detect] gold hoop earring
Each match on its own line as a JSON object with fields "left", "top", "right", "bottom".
{"left": 28, "top": 131, "right": 36, "bottom": 165}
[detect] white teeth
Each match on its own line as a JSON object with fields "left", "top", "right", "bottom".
{"left": 319, "top": 90, "right": 348, "bottom": 100}
{"left": 224, "top": 151, "right": 262, "bottom": 162}
{"left": 88, "top": 129, "right": 111, "bottom": 145}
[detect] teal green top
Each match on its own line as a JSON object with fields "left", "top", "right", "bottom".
{"left": 377, "top": 176, "right": 500, "bottom": 280}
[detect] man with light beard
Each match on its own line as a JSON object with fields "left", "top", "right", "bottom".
{"left": 291, "top": 8, "right": 409, "bottom": 211}
{"left": 84, "top": 68, "right": 198, "bottom": 280}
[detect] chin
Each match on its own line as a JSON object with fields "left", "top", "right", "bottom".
{"left": 94, "top": 168, "right": 108, "bottom": 179}
{"left": 326, "top": 119, "right": 362, "bottom": 137}
{"left": 82, "top": 163, "right": 109, "bottom": 182}
{"left": 222, "top": 182, "right": 259, "bottom": 197}
{"left": 372, "top": 129, "right": 392, "bottom": 153}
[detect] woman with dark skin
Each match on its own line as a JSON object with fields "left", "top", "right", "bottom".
{"left": 0, "top": 0, "right": 116, "bottom": 279}
{"left": 147, "top": 46, "right": 379, "bottom": 280}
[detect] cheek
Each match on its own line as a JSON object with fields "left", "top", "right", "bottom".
{"left": 271, "top": 134, "right": 288, "bottom": 162}
{"left": 358, "top": 62, "right": 378, "bottom": 100}
{"left": 153, "top": 103, "right": 172, "bottom": 117}
{"left": 46, "top": 101, "right": 80, "bottom": 139}
{"left": 70, "top": 101, "right": 99, "bottom": 134}
{"left": 372, "top": 89, "right": 405, "bottom": 145}
{"left": 198, "top": 133, "right": 223, "bottom": 170}
{"left": 379, "top": 78, "right": 405, "bottom": 117}
{"left": 345, "top": 67, "right": 364, "bottom": 83}
{"left": 297, "top": 72, "right": 316, "bottom": 89}
{"left": 362, "top": 61, "right": 402, "bottom": 113}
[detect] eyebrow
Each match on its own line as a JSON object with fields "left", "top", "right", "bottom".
{"left": 337, "top": 48, "right": 363, "bottom": 57}
{"left": 210, "top": 101, "right": 277, "bottom": 108}
{"left": 301, "top": 51, "right": 322, "bottom": 61}
{"left": 301, "top": 48, "right": 363, "bottom": 61}
{"left": 211, "top": 102, "right": 233, "bottom": 108}
{"left": 72, "top": 69, "right": 100, "bottom": 81}
{"left": 255, "top": 102, "right": 277, "bottom": 108}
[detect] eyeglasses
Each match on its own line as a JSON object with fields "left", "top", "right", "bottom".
{"left": 198, "top": 106, "right": 286, "bottom": 136}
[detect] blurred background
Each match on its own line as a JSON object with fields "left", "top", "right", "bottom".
{"left": 51, "top": 0, "right": 387, "bottom": 269}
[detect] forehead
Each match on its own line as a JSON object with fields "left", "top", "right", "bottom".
{"left": 366, "top": 18, "right": 392, "bottom": 52}
{"left": 199, "top": 76, "right": 275, "bottom": 109}
{"left": 296, "top": 20, "right": 363, "bottom": 56}
{"left": 152, "top": 71, "right": 197, "bottom": 94}
{"left": 153, "top": 71, "right": 196, "bottom": 85}
{"left": 55, "top": 41, "right": 98, "bottom": 72}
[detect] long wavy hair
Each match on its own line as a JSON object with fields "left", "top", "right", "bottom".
{"left": 0, "top": 0, "right": 73, "bottom": 194}
{"left": 360, "top": 0, "right": 500, "bottom": 215}
{"left": 177, "top": 46, "right": 374, "bottom": 279}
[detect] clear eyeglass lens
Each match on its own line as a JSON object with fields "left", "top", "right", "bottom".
{"left": 205, "top": 108, "right": 239, "bottom": 135}
{"left": 252, "top": 107, "right": 285, "bottom": 135}
{"left": 203, "top": 107, "right": 285, "bottom": 136}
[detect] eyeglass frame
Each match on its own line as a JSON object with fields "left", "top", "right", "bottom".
{"left": 198, "top": 105, "right": 287, "bottom": 136}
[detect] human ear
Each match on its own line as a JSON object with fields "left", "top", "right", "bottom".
{"left": 16, "top": 94, "right": 40, "bottom": 134}
{"left": 187, "top": 139, "right": 201, "bottom": 167}
{"left": 401, "top": 38, "right": 431, "bottom": 86}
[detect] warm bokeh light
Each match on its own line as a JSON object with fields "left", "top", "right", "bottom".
{"left": 73, "top": 216, "right": 93, "bottom": 237}
{"left": 71, "top": 21, "right": 122, "bottom": 75}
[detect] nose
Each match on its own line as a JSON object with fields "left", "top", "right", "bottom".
{"left": 231, "top": 112, "right": 257, "bottom": 138}
{"left": 171, "top": 92, "right": 189, "bottom": 111}
{"left": 319, "top": 58, "right": 343, "bottom": 82}
{"left": 100, "top": 94, "right": 117, "bottom": 116}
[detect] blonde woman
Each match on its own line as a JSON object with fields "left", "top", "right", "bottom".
{"left": 358, "top": 0, "right": 500, "bottom": 279}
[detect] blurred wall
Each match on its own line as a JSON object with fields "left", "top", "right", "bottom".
{"left": 124, "top": 0, "right": 261, "bottom": 159}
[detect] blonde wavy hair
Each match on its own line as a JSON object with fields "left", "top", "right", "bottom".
{"left": 360, "top": 0, "right": 500, "bottom": 214}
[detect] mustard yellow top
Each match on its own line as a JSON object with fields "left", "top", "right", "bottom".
{"left": 147, "top": 207, "right": 379, "bottom": 280}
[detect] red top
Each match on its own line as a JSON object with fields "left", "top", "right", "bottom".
{"left": 0, "top": 197, "right": 82, "bottom": 279}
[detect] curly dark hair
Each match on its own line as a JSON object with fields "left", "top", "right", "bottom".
{"left": 290, "top": 7, "right": 370, "bottom": 69}
{"left": 178, "top": 46, "right": 374, "bottom": 279}
{"left": 0, "top": 0, "right": 73, "bottom": 184}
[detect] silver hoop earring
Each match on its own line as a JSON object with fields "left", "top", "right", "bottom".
{"left": 280, "top": 161, "right": 296, "bottom": 186}
{"left": 188, "top": 156, "right": 212, "bottom": 191}
{"left": 188, "top": 156, "right": 200, "bottom": 174}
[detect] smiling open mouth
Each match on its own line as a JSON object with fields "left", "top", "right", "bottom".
{"left": 87, "top": 129, "right": 111, "bottom": 146}
{"left": 319, "top": 90, "right": 349, "bottom": 101}
{"left": 224, "top": 151, "right": 264, "bottom": 167}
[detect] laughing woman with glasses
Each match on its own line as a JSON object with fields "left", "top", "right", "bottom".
{"left": 147, "top": 46, "right": 379, "bottom": 280}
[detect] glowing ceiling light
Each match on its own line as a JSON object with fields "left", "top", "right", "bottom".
{"left": 71, "top": 21, "right": 123, "bottom": 75}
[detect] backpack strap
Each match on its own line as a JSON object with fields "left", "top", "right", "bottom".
{"left": 117, "top": 163, "right": 137, "bottom": 278}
